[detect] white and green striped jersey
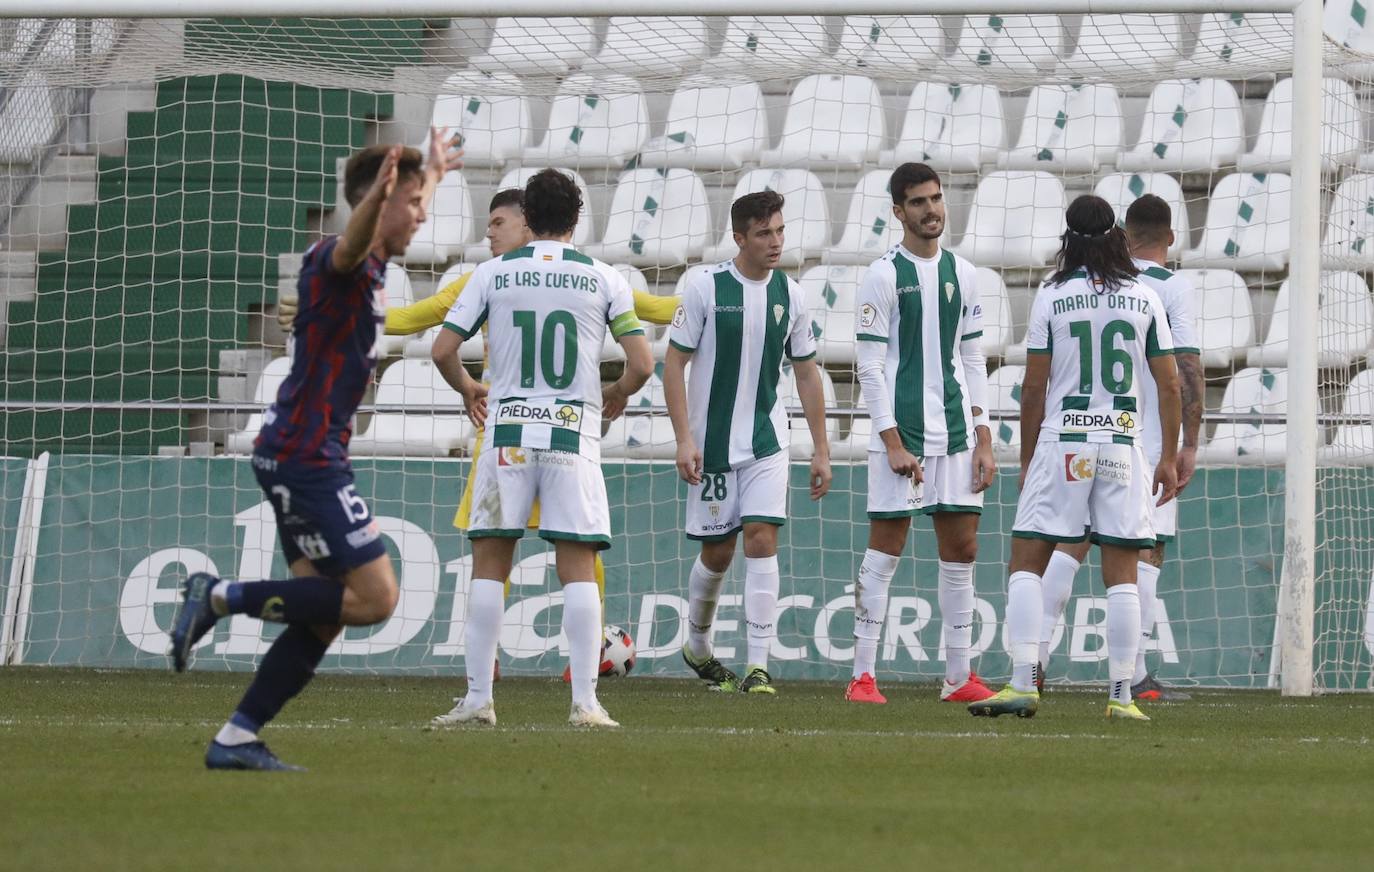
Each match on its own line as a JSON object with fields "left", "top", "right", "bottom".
{"left": 854, "top": 245, "right": 985, "bottom": 456}
{"left": 667, "top": 261, "right": 817, "bottom": 473}
{"left": 444, "top": 240, "right": 643, "bottom": 460}
{"left": 1025, "top": 271, "right": 1175, "bottom": 445}
{"left": 1134, "top": 258, "right": 1199, "bottom": 462}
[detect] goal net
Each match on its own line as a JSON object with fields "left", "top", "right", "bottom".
{"left": 1, "top": 10, "right": 1367, "bottom": 690}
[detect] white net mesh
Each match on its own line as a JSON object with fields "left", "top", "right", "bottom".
{"left": 1, "top": 11, "right": 1370, "bottom": 689}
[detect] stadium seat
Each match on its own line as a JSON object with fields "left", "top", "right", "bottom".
{"left": 1196, "top": 367, "right": 1300, "bottom": 465}
{"left": 714, "top": 17, "right": 832, "bottom": 75}
{"left": 465, "top": 167, "right": 593, "bottom": 260}
{"left": 1182, "top": 172, "right": 1292, "bottom": 271}
{"left": 1318, "top": 370, "right": 1374, "bottom": 465}
{"left": 779, "top": 362, "right": 840, "bottom": 459}
{"left": 468, "top": 17, "right": 596, "bottom": 76}
{"left": 597, "top": 264, "right": 653, "bottom": 362}
{"left": 1175, "top": 269, "right": 1255, "bottom": 368}
{"left": 1321, "top": 173, "right": 1374, "bottom": 270}
{"left": 1117, "top": 79, "right": 1244, "bottom": 173}
{"left": 1093, "top": 172, "right": 1191, "bottom": 259}
{"left": 759, "top": 75, "right": 886, "bottom": 169}
{"left": 1062, "top": 14, "right": 1183, "bottom": 78}
{"left": 636, "top": 76, "right": 768, "bottom": 172}
{"left": 882, "top": 82, "right": 1004, "bottom": 173}
{"left": 832, "top": 387, "right": 872, "bottom": 462}
{"left": 401, "top": 172, "right": 473, "bottom": 266}
{"left": 226, "top": 356, "right": 292, "bottom": 454}
{"left": 1247, "top": 272, "right": 1373, "bottom": 369}
{"left": 350, "top": 359, "right": 472, "bottom": 457}
{"left": 378, "top": 264, "right": 418, "bottom": 357}
{"left": 581, "top": 17, "right": 709, "bottom": 78}
{"left": 799, "top": 264, "right": 862, "bottom": 366}
{"left": 1188, "top": 13, "right": 1294, "bottom": 71}
{"left": 601, "top": 361, "right": 678, "bottom": 460}
{"left": 427, "top": 71, "right": 529, "bottom": 166}
{"left": 0, "top": 70, "right": 57, "bottom": 162}
{"left": 700, "top": 169, "right": 831, "bottom": 267}
{"left": 987, "top": 364, "right": 1027, "bottom": 462}
{"left": 582, "top": 168, "right": 711, "bottom": 267}
{"left": 953, "top": 171, "right": 1066, "bottom": 268}
{"left": 521, "top": 74, "right": 649, "bottom": 168}
{"left": 837, "top": 15, "right": 946, "bottom": 70}
{"left": 826, "top": 169, "right": 905, "bottom": 265}
{"left": 974, "top": 267, "right": 1016, "bottom": 359}
{"left": 950, "top": 14, "right": 1063, "bottom": 77}
{"left": 1000, "top": 83, "right": 1122, "bottom": 173}
{"left": 1237, "top": 78, "right": 1361, "bottom": 174}
{"left": 402, "top": 263, "right": 482, "bottom": 363}
{"left": 1325, "top": 1, "right": 1374, "bottom": 80}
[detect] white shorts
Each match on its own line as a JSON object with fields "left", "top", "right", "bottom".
{"left": 1151, "top": 495, "right": 1177, "bottom": 542}
{"left": 685, "top": 451, "right": 788, "bottom": 541}
{"left": 867, "top": 449, "right": 984, "bottom": 519}
{"left": 467, "top": 446, "right": 611, "bottom": 549}
{"left": 1012, "top": 441, "right": 1156, "bottom": 548}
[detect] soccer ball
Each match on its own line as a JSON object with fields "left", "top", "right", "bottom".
{"left": 598, "top": 625, "right": 636, "bottom": 677}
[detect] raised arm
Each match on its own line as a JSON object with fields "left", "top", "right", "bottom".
{"left": 332, "top": 146, "right": 399, "bottom": 274}
{"left": 418, "top": 126, "right": 464, "bottom": 216}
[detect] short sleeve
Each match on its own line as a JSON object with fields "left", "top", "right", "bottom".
{"left": 786, "top": 278, "right": 818, "bottom": 361}
{"left": 1146, "top": 291, "right": 1176, "bottom": 358}
{"left": 605, "top": 268, "right": 644, "bottom": 339}
{"left": 668, "top": 272, "right": 708, "bottom": 353}
{"left": 1025, "top": 287, "right": 1053, "bottom": 355}
{"left": 855, "top": 261, "right": 896, "bottom": 344}
{"left": 1164, "top": 276, "right": 1200, "bottom": 355}
{"left": 444, "top": 264, "right": 490, "bottom": 339}
{"left": 958, "top": 260, "right": 985, "bottom": 342}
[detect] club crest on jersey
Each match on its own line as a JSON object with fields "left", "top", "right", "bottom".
{"left": 944, "top": 281, "right": 955, "bottom": 302}
{"left": 1065, "top": 454, "right": 1095, "bottom": 482}
{"left": 773, "top": 303, "right": 784, "bottom": 325}
{"left": 859, "top": 303, "right": 877, "bottom": 328}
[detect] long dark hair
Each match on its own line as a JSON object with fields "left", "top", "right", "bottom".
{"left": 1047, "top": 195, "right": 1137, "bottom": 292}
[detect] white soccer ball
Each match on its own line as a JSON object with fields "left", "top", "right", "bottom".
{"left": 598, "top": 625, "right": 636, "bottom": 677}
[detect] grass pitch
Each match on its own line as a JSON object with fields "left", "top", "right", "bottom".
{"left": 1, "top": 668, "right": 1370, "bottom": 872}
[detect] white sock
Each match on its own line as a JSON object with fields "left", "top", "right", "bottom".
{"left": 853, "top": 548, "right": 898, "bottom": 679}
{"left": 210, "top": 580, "right": 230, "bottom": 616}
{"left": 938, "top": 560, "right": 975, "bottom": 685}
{"left": 1006, "top": 571, "right": 1043, "bottom": 692}
{"left": 1134, "top": 562, "right": 1160, "bottom": 684}
{"left": 744, "top": 554, "right": 780, "bottom": 669}
{"left": 686, "top": 557, "right": 727, "bottom": 660}
{"left": 1106, "top": 584, "right": 1141, "bottom": 704}
{"left": 562, "top": 581, "right": 602, "bottom": 709}
{"left": 214, "top": 721, "right": 257, "bottom": 746}
{"left": 1038, "top": 550, "right": 1079, "bottom": 666}
{"left": 463, "top": 578, "right": 504, "bottom": 706}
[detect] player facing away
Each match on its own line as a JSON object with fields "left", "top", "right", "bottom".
{"left": 429, "top": 168, "right": 653, "bottom": 727}
{"left": 663, "top": 191, "right": 833, "bottom": 694}
{"left": 1035, "top": 195, "right": 1204, "bottom": 702}
{"left": 971, "top": 195, "right": 1181, "bottom": 722}
{"left": 845, "top": 163, "right": 997, "bottom": 705}
{"left": 168, "top": 135, "right": 464, "bottom": 771}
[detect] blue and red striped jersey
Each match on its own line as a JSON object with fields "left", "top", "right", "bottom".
{"left": 254, "top": 235, "right": 387, "bottom": 469}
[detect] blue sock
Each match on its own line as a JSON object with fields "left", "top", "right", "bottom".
{"left": 224, "top": 578, "right": 343, "bottom": 625}
{"left": 232, "top": 624, "right": 329, "bottom": 733}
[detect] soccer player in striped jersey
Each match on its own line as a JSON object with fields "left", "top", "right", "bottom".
{"left": 972, "top": 195, "right": 1180, "bottom": 721}
{"left": 168, "top": 136, "right": 463, "bottom": 770}
{"left": 1034, "top": 195, "right": 1203, "bottom": 702}
{"left": 664, "top": 191, "right": 833, "bottom": 694}
{"left": 845, "top": 163, "right": 997, "bottom": 705}
{"left": 429, "top": 169, "right": 653, "bottom": 727}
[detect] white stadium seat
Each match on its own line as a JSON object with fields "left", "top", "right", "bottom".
{"left": 1062, "top": 14, "right": 1183, "bottom": 78}
{"left": 601, "top": 362, "right": 678, "bottom": 460}
{"left": 715, "top": 16, "right": 832, "bottom": 75}
{"left": 350, "top": 359, "right": 472, "bottom": 457}
{"left": 403, "top": 263, "right": 480, "bottom": 362}
{"left": 582, "top": 17, "right": 709, "bottom": 78}
{"left": 468, "top": 17, "right": 595, "bottom": 76}
{"left": 521, "top": 74, "right": 649, "bottom": 168}
{"left": 637, "top": 76, "right": 769, "bottom": 172}
{"left": 1093, "top": 172, "right": 1191, "bottom": 260}
{"left": 1001, "top": 83, "right": 1122, "bottom": 173}
{"left": 1197, "top": 368, "right": 1301, "bottom": 466}
{"left": 1322, "top": 173, "right": 1374, "bottom": 270}
{"left": 950, "top": 14, "right": 1062, "bottom": 78}
{"left": 597, "top": 264, "right": 652, "bottom": 363}
{"left": 1175, "top": 269, "right": 1255, "bottom": 369}
{"left": 700, "top": 169, "right": 831, "bottom": 267}
{"left": 1325, "top": 1, "right": 1374, "bottom": 80}
{"left": 760, "top": 74, "right": 886, "bottom": 169}
{"left": 987, "top": 365, "right": 1027, "bottom": 462}
{"left": 401, "top": 172, "right": 473, "bottom": 266}
{"left": 0, "top": 71, "right": 57, "bottom": 163}
{"left": 826, "top": 170, "right": 905, "bottom": 266}
{"left": 832, "top": 387, "right": 872, "bottom": 462}
{"left": 377, "top": 264, "right": 417, "bottom": 357}
{"left": 469, "top": 168, "right": 593, "bottom": 254}
{"left": 1118, "top": 79, "right": 1244, "bottom": 173}
{"left": 0, "top": 18, "right": 117, "bottom": 67}
{"left": 837, "top": 16, "right": 946, "bottom": 71}
{"left": 1247, "top": 272, "right": 1373, "bottom": 369}
{"left": 883, "top": 82, "right": 1003, "bottom": 173}
{"left": 779, "top": 362, "right": 840, "bottom": 460}
{"left": 1182, "top": 172, "right": 1292, "bottom": 271}
{"left": 974, "top": 267, "right": 1015, "bottom": 359}
{"left": 1318, "top": 370, "right": 1374, "bottom": 466}
{"left": 427, "top": 72, "right": 529, "bottom": 167}
{"left": 1238, "top": 78, "right": 1362, "bottom": 174}
{"left": 953, "top": 171, "right": 1066, "bottom": 268}
{"left": 582, "top": 168, "right": 711, "bottom": 268}
{"left": 799, "top": 264, "right": 862, "bottom": 366}
{"left": 226, "top": 356, "right": 292, "bottom": 454}
{"left": 1188, "top": 13, "right": 1294, "bottom": 72}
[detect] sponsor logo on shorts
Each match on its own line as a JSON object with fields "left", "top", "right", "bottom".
{"left": 498, "top": 447, "right": 527, "bottom": 466}
{"left": 709, "top": 504, "right": 721, "bottom": 518}
{"left": 293, "top": 532, "right": 331, "bottom": 560}
{"left": 698, "top": 520, "right": 735, "bottom": 534}
{"left": 859, "top": 303, "right": 877, "bottom": 328}
{"left": 260, "top": 596, "right": 285, "bottom": 622}
{"left": 251, "top": 454, "right": 277, "bottom": 472}
{"left": 346, "top": 521, "right": 382, "bottom": 548}
{"left": 1065, "top": 453, "right": 1095, "bottom": 481}
{"left": 1097, "top": 456, "right": 1132, "bottom": 483}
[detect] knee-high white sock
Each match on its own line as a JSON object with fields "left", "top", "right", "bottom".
{"left": 1039, "top": 550, "right": 1080, "bottom": 666}
{"left": 1006, "top": 571, "right": 1042, "bottom": 692}
{"left": 1106, "top": 583, "right": 1141, "bottom": 703}
{"left": 744, "top": 555, "right": 780, "bottom": 669}
{"left": 853, "top": 549, "right": 899, "bottom": 679}
{"left": 686, "top": 557, "right": 727, "bottom": 660}
{"left": 1134, "top": 562, "right": 1160, "bottom": 684}
{"left": 463, "top": 578, "right": 505, "bottom": 705}
{"left": 939, "top": 560, "right": 976, "bottom": 684}
{"left": 562, "top": 581, "right": 602, "bottom": 709}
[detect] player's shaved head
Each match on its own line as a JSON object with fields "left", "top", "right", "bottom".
{"left": 523, "top": 169, "right": 582, "bottom": 237}
{"left": 343, "top": 144, "right": 424, "bottom": 208}
{"left": 731, "top": 190, "right": 784, "bottom": 235}
{"left": 1124, "top": 194, "right": 1173, "bottom": 250}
